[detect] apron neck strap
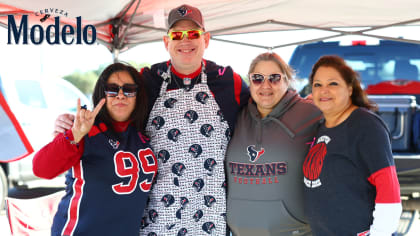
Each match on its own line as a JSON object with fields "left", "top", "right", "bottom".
{"left": 159, "top": 61, "right": 207, "bottom": 96}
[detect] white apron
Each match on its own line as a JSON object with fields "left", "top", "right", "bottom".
{"left": 141, "top": 64, "right": 229, "bottom": 235}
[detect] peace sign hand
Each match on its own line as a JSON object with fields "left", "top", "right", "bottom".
{"left": 71, "top": 98, "right": 106, "bottom": 143}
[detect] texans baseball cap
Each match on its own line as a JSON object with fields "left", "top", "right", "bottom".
{"left": 168, "top": 4, "right": 204, "bottom": 30}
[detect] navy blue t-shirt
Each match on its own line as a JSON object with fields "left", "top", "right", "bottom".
{"left": 303, "top": 108, "right": 394, "bottom": 235}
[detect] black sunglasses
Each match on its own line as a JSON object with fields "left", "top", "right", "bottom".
{"left": 104, "top": 83, "right": 138, "bottom": 97}
{"left": 249, "top": 73, "right": 283, "bottom": 85}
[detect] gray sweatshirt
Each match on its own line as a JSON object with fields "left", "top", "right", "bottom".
{"left": 226, "top": 90, "right": 322, "bottom": 236}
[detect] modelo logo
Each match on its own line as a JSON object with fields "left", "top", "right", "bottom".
{"left": 7, "top": 15, "right": 96, "bottom": 45}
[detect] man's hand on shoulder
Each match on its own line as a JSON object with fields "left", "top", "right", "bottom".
{"left": 54, "top": 113, "right": 75, "bottom": 137}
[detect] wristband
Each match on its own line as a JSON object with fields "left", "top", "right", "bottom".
{"left": 64, "top": 131, "right": 79, "bottom": 147}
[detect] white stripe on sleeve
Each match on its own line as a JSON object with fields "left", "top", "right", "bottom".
{"left": 369, "top": 203, "right": 402, "bottom": 236}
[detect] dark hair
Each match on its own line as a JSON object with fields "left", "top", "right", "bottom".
{"left": 309, "top": 55, "right": 376, "bottom": 110}
{"left": 248, "top": 52, "right": 294, "bottom": 87}
{"left": 92, "top": 62, "right": 148, "bottom": 135}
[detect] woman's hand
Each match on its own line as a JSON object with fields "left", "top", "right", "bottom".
{"left": 71, "top": 98, "right": 106, "bottom": 143}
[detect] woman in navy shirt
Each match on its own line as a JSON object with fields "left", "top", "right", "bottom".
{"left": 303, "top": 55, "right": 402, "bottom": 236}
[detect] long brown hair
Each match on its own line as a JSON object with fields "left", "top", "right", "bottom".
{"left": 92, "top": 62, "right": 148, "bottom": 135}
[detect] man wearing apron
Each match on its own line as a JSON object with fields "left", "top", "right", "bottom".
{"left": 140, "top": 5, "right": 249, "bottom": 235}
{"left": 52, "top": 4, "right": 249, "bottom": 235}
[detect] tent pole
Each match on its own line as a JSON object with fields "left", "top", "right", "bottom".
{"left": 118, "top": 0, "right": 142, "bottom": 50}
{"left": 113, "top": 49, "right": 120, "bottom": 62}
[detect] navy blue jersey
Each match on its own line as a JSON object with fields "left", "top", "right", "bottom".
{"left": 52, "top": 122, "right": 157, "bottom": 236}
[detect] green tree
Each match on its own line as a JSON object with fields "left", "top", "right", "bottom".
{"left": 63, "top": 70, "right": 97, "bottom": 95}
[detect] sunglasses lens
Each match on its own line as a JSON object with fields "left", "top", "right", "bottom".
{"left": 250, "top": 74, "right": 265, "bottom": 85}
{"left": 122, "top": 84, "right": 138, "bottom": 97}
{"left": 105, "top": 84, "right": 119, "bottom": 97}
{"left": 105, "top": 84, "right": 138, "bottom": 97}
{"left": 170, "top": 31, "right": 183, "bottom": 40}
{"left": 269, "top": 74, "right": 282, "bottom": 83}
{"left": 187, "top": 30, "right": 201, "bottom": 39}
{"left": 169, "top": 30, "right": 202, "bottom": 40}
{"left": 250, "top": 73, "right": 283, "bottom": 85}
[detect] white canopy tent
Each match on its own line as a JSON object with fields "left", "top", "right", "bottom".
{"left": 0, "top": 0, "right": 419, "bottom": 56}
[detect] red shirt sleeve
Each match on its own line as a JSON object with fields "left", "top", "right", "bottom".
{"left": 367, "top": 165, "right": 401, "bottom": 203}
{"left": 233, "top": 72, "right": 243, "bottom": 105}
{"left": 32, "top": 129, "right": 85, "bottom": 179}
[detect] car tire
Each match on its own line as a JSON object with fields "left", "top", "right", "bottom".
{"left": 0, "top": 166, "right": 7, "bottom": 210}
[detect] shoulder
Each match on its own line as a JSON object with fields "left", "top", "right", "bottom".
{"left": 204, "top": 59, "right": 235, "bottom": 80}
{"left": 351, "top": 108, "right": 381, "bottom": 125}
{"left": 234, "top": 103, "right": 254, "bottom": 126}
{"left": 204, "top": 59, "right": 224, "bottom": 71}
{"left": 239, "top": 102, "right": 252, "bottom": 117}
{"left": 142, "top": 61, "right": 168, "bottom": 88}
{"left": 150, "top": 61, "right": 168, "bottom": 71}
{"left": 146, "top": 61, "right": 168, "bottom": 77}
{"left": 294, "top": 97, "right": 321, "bottom": 115}
{"left": 349, "top": 108, "right": 389, "bottom": 135}
{"left": 284, "top": 94, "right": 322, "bottom": 120}
{"left": 284, "top": 97, "right": 323, "bottom": 133}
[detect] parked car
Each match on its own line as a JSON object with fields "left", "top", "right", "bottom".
{"left": 0, "top": 75, "right": 91, "bottom": 208}
{"left": 289, "top": 39, "right": 420, "bottom": 202}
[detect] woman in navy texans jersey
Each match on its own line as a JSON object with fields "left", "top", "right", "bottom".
{"left": 303, "top": 56, "right": 402, "bottom": 236}
{"left": 33, "top": 63, "right": 158, "bottom": 236}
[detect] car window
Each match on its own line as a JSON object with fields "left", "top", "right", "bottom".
{"left": 345, "top": 58, "right": 420, "bottom": 85}
{"left": 14, "top": 80, "right": 47, "bottom": 108}
{"left": 290, "top": 40, "right": 420, "bottom": 90}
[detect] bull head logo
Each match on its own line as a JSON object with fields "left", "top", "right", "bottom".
{"left": 247, "top": 145, "right": 265, "bottom": 162}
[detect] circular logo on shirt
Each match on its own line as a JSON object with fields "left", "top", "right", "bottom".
{"left": 193, "top": 210, "right": 204, "bottom": 222}
{"left": 168, "top": 128, "right": 181, "bottom": 142}
{"left": 204, "top": 158, "right": 217, "bottom": 176}
{"left": 303, "top": 135, "right": 331, "bottom": 188}
{"left": 184, "top": 110, "right": 199, "bottom": 124}
{"left": 188, "top": 144, "right": 202, "bottom": 158}
{"left": 200, "top": 124, "right": 214, "bottom": 137}
{"left": 161, "top": 194, "right": 175, "bottom": 207}
{"left": 164, "top": 98, "right": 178, "bottom": 108}
{"left": 157, "top": 150, "right": 170, "bottom": 163}
{"left": 195, "top": 91, "right": 209, "bottom": 104}
{"left": 151, "top": 116, "right": 165, "bottom": 130}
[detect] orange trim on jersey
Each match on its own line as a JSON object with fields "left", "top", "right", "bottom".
{"left": 62, "top": 161, "right": 85, "bottom": 235}
{"left": 233, "top": 72, "right": 242, "bottom": 105}
{"left": 367, "top": 165, "right": 401, "bottom": 203}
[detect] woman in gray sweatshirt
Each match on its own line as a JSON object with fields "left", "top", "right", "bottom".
{"left": 225, "top": 52, "right": 322, "bottom": 236}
